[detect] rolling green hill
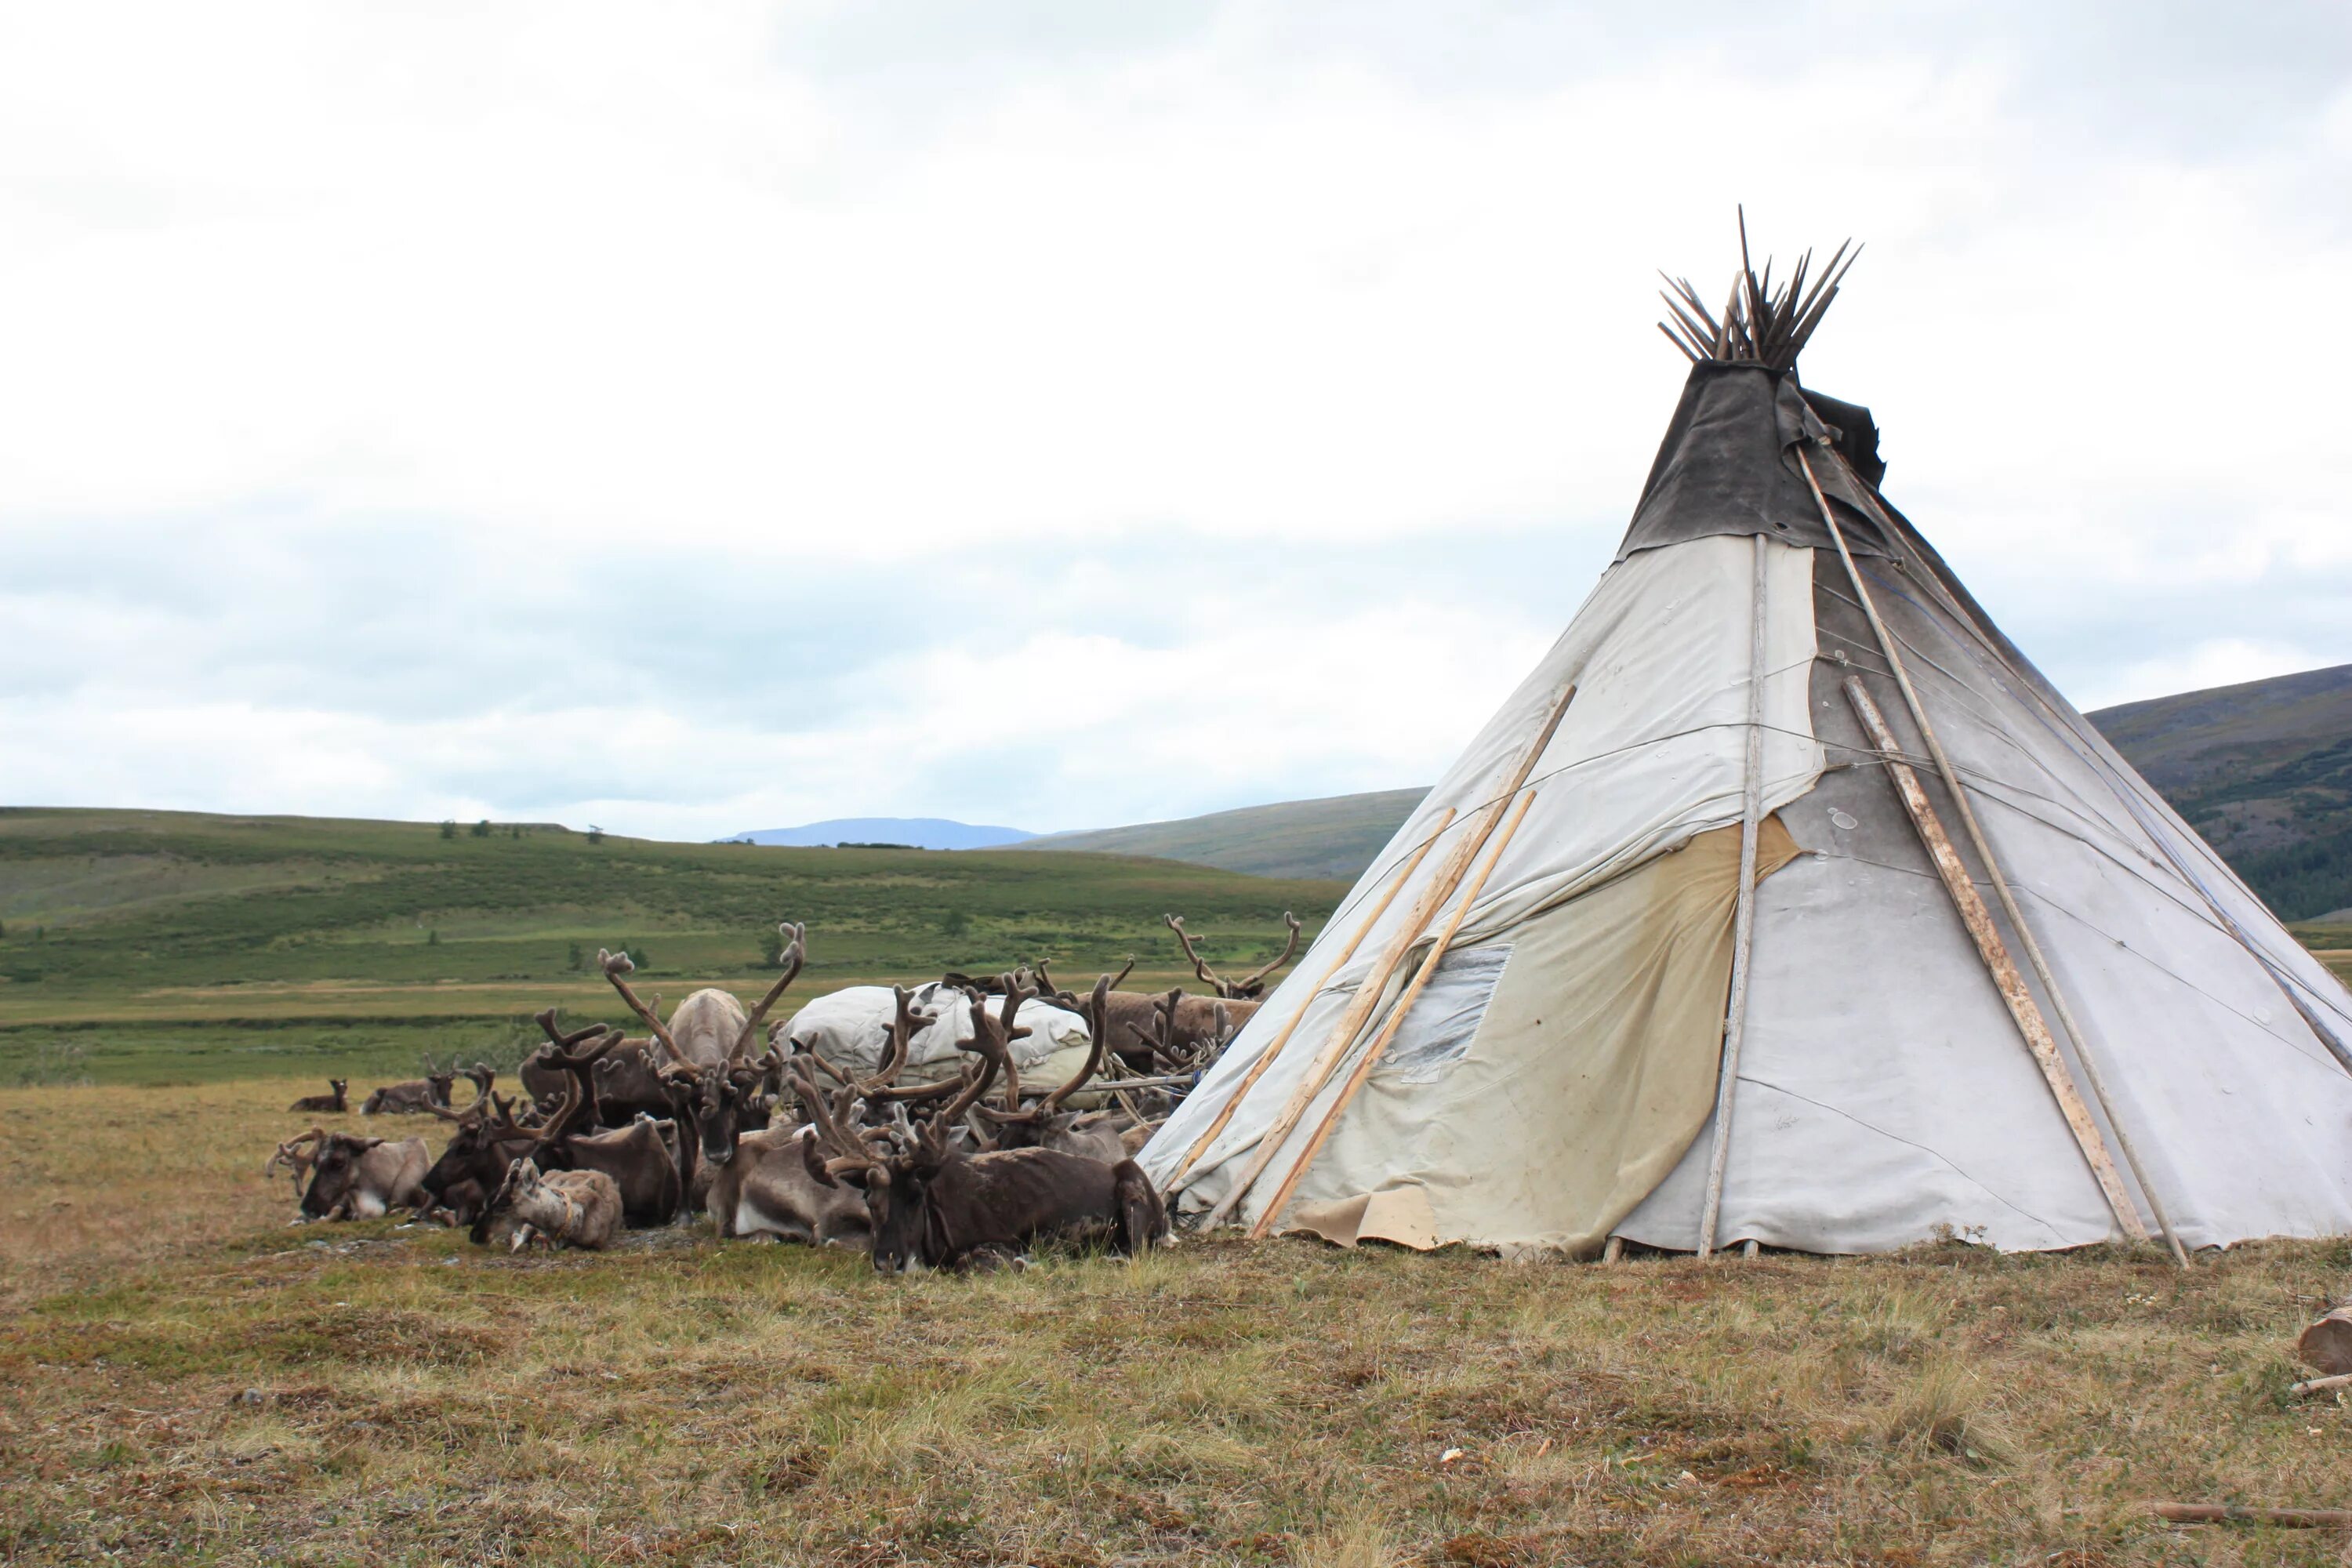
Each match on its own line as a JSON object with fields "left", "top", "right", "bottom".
{"left": 1018, "top": 665, "right": 2352, "bottom": 923}
{"left": 0, "top": 808, "right": 1336, "bottom": 1084}
{"left": 2085, "top": 662, "right": 2352, "bottom": 920}
{"left": 1023, "top": 788, "right": 1431, "bottom": 881}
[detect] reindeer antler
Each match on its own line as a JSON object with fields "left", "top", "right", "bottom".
{"left": 1232, "top": 912, "right": 1303, "bottom": 996}
{"left": 731, "top": 921, "right": 807, "bottom": 1058}
{"left": 792, "top": 1064, "right": 891, "bottom": 1189}
{"left": 1164, "top": 914, "right": 1221, "bottom": 993}
{"left": 534, "top": 1009, "right": 611, "bottom": 1052}
{"left": 977, "top": 973, "right": 1115, "bottom": 1127}
{"left": 598, "top": 949, "right": 683, "bottom": 1062}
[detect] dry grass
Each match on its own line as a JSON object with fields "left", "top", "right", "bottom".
{"left": 2, "top": 1083, "right": 2350, "bottom": 1566}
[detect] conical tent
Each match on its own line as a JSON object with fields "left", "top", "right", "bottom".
{"left": 1140, "top": 245, "right": 2352, "bottom": 1258}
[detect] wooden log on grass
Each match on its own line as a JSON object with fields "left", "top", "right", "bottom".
{"left": 2288, "top": 1371, "right": 2352, "bottom": 1398}
{"left": 2151, "top": 1501, "right": 2352, "bottom": 1527}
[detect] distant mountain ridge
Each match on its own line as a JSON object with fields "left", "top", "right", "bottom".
{"left": 723, "top": 817, "right": 1035, "bottom": 850}
{"left": 1016, "top": 664, "right": 2352, "bottom": 922}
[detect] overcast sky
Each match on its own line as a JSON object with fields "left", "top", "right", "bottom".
{"left": 4, "top": 2, "right": 2349, "bottom": 840}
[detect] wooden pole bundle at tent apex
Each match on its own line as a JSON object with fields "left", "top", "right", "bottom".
{"left": 1195, "top": 680, "right": 1578, "bottom": 1232}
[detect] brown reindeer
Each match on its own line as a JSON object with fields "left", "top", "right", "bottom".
{"left": 361, "top": 1057, "right": 459, "bottom": 1116}
{"left": 296, "top": 1128, "right": 430, "bottom": 1220}
{"left": 797, "top": 986, "right": 1166, "bottom": 1272}
{"left": 288, "top": 1079, "right": 348, "bottom": 1114}
{"left": 492, "top": 1159, "right": 622, "bottom": 1252}
{"left": 460, "top": 1014, "right": 684, "bottom": 1238}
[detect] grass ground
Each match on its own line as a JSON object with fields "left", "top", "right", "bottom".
{"left": 2, "top": 1083, "right": 2348, "bottom": 1566}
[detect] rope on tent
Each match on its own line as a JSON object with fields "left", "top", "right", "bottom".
{"left": 1798, "top": 443, "right": 2186, "bottom": 1265}
{"left": 1194, "top": 680, "right": 1580, "bottom": 1232}
{"left": 1247, "top": 789, "right": 1540, "bottom": 1239}
{"left": 1163, "top": 808, "right": 1457, "bottom": 1196}
{"left": 1698, "top": 532, "right": 1772, "bottom": 1260}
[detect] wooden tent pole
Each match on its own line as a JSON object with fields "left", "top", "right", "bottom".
{"left": 1163, "top": 810, "right": 1457, "bottom": 1194}
{"left": 1247, "top": 789, "right": 1537, "bottom": 1238}
{"left": 1799, "top": 445, "right": 2183, "bottom": 1263}
{"left": 1698, "top": 532, "right": 1772, "bottom": 1259}
{"left": 1842, "top": 676, "right": 2148, "bottom": 1243}
{"left": 1198, "top": 680, "right": 1579, "bottom": 1231}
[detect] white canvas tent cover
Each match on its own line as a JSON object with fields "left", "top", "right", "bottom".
{"left": 782, "top": 984, "right": 1091, "bottom": 1085}
{"left": 1142, "top": 344, "right": 2352, "bottom": 1258}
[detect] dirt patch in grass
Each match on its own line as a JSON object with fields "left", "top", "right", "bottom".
{"left": 2, "top": 1084, "right": 2350, "bottom": 1565}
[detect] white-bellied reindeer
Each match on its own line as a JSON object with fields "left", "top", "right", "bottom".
{"left": 795, "top": 983, "right": 1167, "bottom": 1272}
{"left": 597, "top": 924, "right": 806, "bottom": 1074}
{"left": 283, "top": 1126, "right": 430, "bottom": 1221}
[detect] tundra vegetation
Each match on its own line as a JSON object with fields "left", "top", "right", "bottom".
{"left": 5, "top": 807, "right": 2352, "bottom": 1561}
{"left": 3, "top": 1078, "right": 2348, "bottom": 1565}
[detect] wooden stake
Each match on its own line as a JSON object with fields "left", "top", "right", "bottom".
{"left": 1803, "top": 443, "right": 2189, "bottom": 1266}
{"left": 1247, "top": 789, "right": 1537, "bottom": 1238}
{"left": 1842, "top": 676, "right": 2148, "bottom": 1243}
{"left": 1742, "top": 1239, "right": 1759, "bottom": 1258}
{"left": 1164, "top": 811, "right": 1457, "bottom": 1194}
{"left": 2152, "top": 1502, "right": 2352, "bottom": 1528}
{"left": 1197, "top": 681, "right": 1578, "bottom": 1231}
{"left": 1699, "top": 532, "right": 1771, "bottom": 1259}
{"left": 2288, "top": 1371, "right": 2352, "bottom": 1397}
{"left": 1602, "top": 1236, "right": 1624, "bottom": 1264}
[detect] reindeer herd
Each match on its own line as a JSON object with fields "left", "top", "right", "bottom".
{"left": 263, "top": 911, "right": 1302, "bottom": 1272}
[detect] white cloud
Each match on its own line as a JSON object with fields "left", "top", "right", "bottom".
{"left": 2, "top": 2, "right": 2348, "bottom": 834}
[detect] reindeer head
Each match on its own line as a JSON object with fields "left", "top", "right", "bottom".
{"left": 300, "top": 1131, "right": 387, "bottom": 1218}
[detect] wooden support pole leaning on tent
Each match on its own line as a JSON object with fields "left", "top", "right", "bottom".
{"left": 1247, "top": 789, "right": 1538, "bottom": 1239}
{"left": 1698, "top": 532, "right": 1772, "bottom": 1260}
{"left": 1196, "top": 680, "right": 1579, "bottom": 1231}
{"left": 1811, "top": 448, "right": 2198, "bottom": 1261}
{"left": 1798, "top": 443, "right": 2184, "bottom": 1265}
{"left": 1163, "top": 810, "right": 1457, "bottom": 1194}
{"left": 1842, "top": 675, "right": 2149, "bottom": 1243}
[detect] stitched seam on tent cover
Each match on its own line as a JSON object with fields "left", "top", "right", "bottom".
{"left": 1736, "top": 1075, "right": 2067, "bottom": 1237}
{"left": 1374, "top": 945, "right": 1513, "bottom": 1086}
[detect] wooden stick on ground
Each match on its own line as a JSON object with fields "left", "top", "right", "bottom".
{"left": 1197, "top": 681, "right": 1577, "bottom": 1230}
{"left": 1802, "top": 443, "right": 2186, "bottom": 1266}
{"left": 1164, "top": 809, "right": 1457, "bottom": 1195}
{"left": 1842, "top": 675, "right": 2150, "bottom": 1244}
{"left": 2288, "top": 1371, "right": 2352, "bottom": 1397}
{"left": 1247, "top": 789, "right": 1538, "bottom": 1239}
{"left": 2152, "top": 1502, "right": 2352, "bottom": 1527}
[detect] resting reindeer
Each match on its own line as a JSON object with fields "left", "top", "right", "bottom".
{"left": 492, "top": 1159, "right": 622, "bottom": 1252}
{"left": 265, "top": 1131, "right": 325, "bottom": 1199}
{"left": 361, "top": 1058, "right": 459, "bottom": 1116}
{"left": 293, "top": 1127, "right": 430, "bottom": 1220}
{"left": 797, "top": 985, "right": 1167, "bottom": 1272}
{"left": 288, "top": 1079, "right": 347, "bottom": 1114}
{"left": 597, "top": 924, "right": 806, "bottom": 1074}
{"left": 1165, "top": 912, "right": 1302, "bottom": 1000}
{"left": 702, "top": 990, "right": 936, "bottom": 1244}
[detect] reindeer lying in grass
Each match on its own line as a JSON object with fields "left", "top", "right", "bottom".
{"left": 797, "top": 981, "right": 1167, "bottom": 1272}
{"left": 361, "top": 1058, "right": 459, "bottom": 1116}
{"left": 286, "top": 1128, "right": 430, "bottom": 1221}
{"left": 288, "top": 1079, "right": 347, "bottom": 1114}
{"left": 492, "top": 1159, "right": 621, "bottom": 1252}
